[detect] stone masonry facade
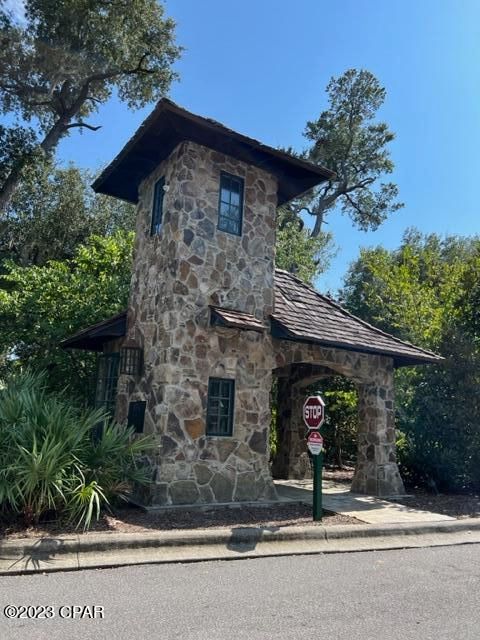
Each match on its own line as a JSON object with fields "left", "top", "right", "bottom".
{"left": 271, "top": 342, "right": 405, "bottom": 497}
{"left": 115, "top": 141, "right": 278, "bottom": 505}
{"left": 108, "top": 138, "right": 406, "bottom": 506}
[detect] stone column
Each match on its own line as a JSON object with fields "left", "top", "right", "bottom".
{"left": 272, "top": 379, "right": 312, "bottom": 480}
{"left": 351, "top": 369, "right": 405, "bottom": 496}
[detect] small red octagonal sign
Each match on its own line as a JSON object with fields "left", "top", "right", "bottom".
{"left": 303, "top": 395, "right": 325, "bottom": 429}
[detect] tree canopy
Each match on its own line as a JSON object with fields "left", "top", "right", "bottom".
{"left": 0, "top": 0, "right": 181, "bottom": 210}
{"left": 299, "top": 69, "right": 403, "bottom": 236}
{"left": 342, "top": 230, "right": 480, "bottom": 491}
{"left": 341, "top": 229, "right": 475, "bottom": 349}
{"left": 1, "top": 159, "right": 135, "bottom": 265}
{"left": 275, "top": 207, "right": 336, "bottom": 284}
{"left": 0, "top": 232, "right": 134, "bottom": 401}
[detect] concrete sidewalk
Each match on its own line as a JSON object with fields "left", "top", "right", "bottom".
{"left": 274, "top": 479, "right": 454, "bottom": 524}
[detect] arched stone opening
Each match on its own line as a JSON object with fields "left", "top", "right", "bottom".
{"left": 270, "top": 339, "right": 405, "bottom": 496}
{"left": 271, "top": 362, "right": 344, "bottom": 480}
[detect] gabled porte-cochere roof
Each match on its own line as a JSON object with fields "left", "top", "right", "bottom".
{"left": 63, "top": 270, "right": 442, "bottom": 367}
{"left": 92, "top": 98, "right": 335, "bottom": 206}
{"left": 272, "top": 270, "right": 442, "bottom": 367}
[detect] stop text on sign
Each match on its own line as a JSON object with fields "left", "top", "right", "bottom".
{"left": 303, "top": 395, "right": 325, "bottom": 429}
{"left": 304, "top": 405, "right": 323, "bottom": 420}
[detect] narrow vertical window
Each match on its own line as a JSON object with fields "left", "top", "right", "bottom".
{"left": 206, "top": 377, "right": 235, "bottom": 436}
{"left": 94, "top": 353, "right": 120, "bottom": 416}
{"left": 150, "top": 177, "right": 165, "bottom": 236}
{"left": 127, "top": 401, "right": 147, "bottom": 434}
{"left": 218, "top": 172, "right": 243, "bottom": 236}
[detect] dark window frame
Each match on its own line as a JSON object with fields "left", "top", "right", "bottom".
{"left": 150, "top": 176, "right": 165, "bottom": 236}
{"left": 217, "top": 172, "right": 244, "bottom": 236}
{"left": 206, "top": 377, "right": 235, "bottom": 437}
{"left": 119, "top": 346, "right": 143, "bottom": 376}
{"left": 94, "top": 352, "right": 120, "bottom": 416}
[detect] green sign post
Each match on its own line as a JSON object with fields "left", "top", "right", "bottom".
{"left": 313, "top": 453, "right": 323, "bottom": 521}
{"left": 303, "top": 395, "right": 326, "bottom": 522}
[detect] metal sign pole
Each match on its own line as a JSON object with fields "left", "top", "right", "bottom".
{"left": 312, "top": 449, "right": 323, "bottom": 521}
{"left": 304, "top": 394, "right": 325, "bottom": 523}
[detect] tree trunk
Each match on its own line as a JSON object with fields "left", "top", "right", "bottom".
{"left": 39, "top": 118, "right": 70, "bottom": 156}
{"left": 0, "top": 119, "right": 70, "bottom": 213}
{"left": 0, "top": 157, "right": 29, "bottom": 213}
{"left": 311, "top": 207, "right": 325, "bottom": 237}
{"left": 333, "top": 425, "right": 343, "bottom": 468}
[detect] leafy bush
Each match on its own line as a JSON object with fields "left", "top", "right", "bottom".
{"left": 342, "top": 231, "right": 480, "bottom": 492}
{"left": 314, "top": 377, "right": 358, "bottom": 468}
{"left": 0, "top": 371, "right": 153, "bottom": 529}
{"left": 0, "top": 232, "right": 134, "bottom": 403}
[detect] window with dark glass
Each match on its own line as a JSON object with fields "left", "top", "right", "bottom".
{"left": 206, "top": 377, "right": 235, "bottom": 436}
{"left": 150, "top": 177, "right": 165, "bottom": 235}
{"left": 218, "top": 172, "right": 243, "bottom": 236}
{"left": 127, "top": 401, "right": 147, "bottom": 434}
{"left": 94, "top": 353, "right": 120, "bottom": 416}
{"left": 120, "top": 346, "right": 143, "bottom": 376}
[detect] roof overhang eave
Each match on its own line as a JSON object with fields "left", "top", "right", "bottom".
{"left": 270, "top": 318, "right": 443, "bottom": 368}
{"left": 92, "top": 99, "right": 335, "bottom": 206}
{"left": 60, "top": 312, "right": 127, "bottom": 351}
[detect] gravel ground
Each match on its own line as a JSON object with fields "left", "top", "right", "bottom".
{"left": 0, "top": 503, "right": 361, "bottom": 539}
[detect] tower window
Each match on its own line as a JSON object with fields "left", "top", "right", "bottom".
{"left": 218, "top": 172, "right": 243, "bottom": 236}
{"left": 150, "top": 177, "right": 165, "bottom": 235}
{"left": 206, "top": 377, "right": 235, "bottom": 436}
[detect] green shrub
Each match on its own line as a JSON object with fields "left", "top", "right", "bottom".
{"left": 0, "top": 371, "right": 153, "bottom": 529}
{"left": 311, "top": 377, "right": 358, "bottom": 468}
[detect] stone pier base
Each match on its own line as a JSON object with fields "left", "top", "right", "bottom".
{"left": 351, "top": 462, "right": 405, "bottom": 496}
{"left": 351, "top": 378, "right": 405, "bottom": 496}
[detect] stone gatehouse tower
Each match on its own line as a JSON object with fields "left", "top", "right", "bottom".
{"left": 114, "top": 136, "right": 280, "bottom": 505}
{"left": 62, "top": 99, "right": 441, "bottom": 506}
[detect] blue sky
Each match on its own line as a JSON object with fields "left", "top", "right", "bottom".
{"left": 21, "top": 0, "right": 480, "bottom": 290}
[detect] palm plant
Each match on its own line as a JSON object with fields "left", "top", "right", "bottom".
{"left": 0, "top": 371, "right": 154, "bottom": 529}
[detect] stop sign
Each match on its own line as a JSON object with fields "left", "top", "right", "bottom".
{"left": 303, "top": 395, "right": 325, "bottom": 429}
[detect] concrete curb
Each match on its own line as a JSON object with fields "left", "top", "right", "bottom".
{"left": 1, "top": 518, "right": 480, "bottom": 575}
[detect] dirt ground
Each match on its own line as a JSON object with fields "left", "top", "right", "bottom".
{"left": 0, "top": 503, "right": 361, "bottom": 539}
{"left": 3, "top": 467, "right": 479, "bottom": 538}
{"left": 323, "top": 465, "right": 355, "bottom": 484}
{"left": 390, "top": 492, "right": 480, "bottom": 519}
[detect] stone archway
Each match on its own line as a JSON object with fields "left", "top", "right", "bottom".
{"left": 271, "top": 339, "right": 405, "bottom": 497}
{"left": 271, "top": 363, "right": 336, "bottom": 480}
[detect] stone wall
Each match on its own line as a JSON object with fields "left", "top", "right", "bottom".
{"left": 115, "top": 141, "right": 278, "bottom": 505}
{"left": 272, "top": 340, "right": 405, "bottom": 496}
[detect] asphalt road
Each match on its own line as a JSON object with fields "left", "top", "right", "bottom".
{"left": 0, "top": 544, "right": 479, "bottom": 639}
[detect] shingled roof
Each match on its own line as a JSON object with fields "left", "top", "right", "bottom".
{"left": 60, "top": 311, "right": 127, "bottom": 352}
{"left": 271, "top": 269, "right": 442, "bottom": 367}
{"left": 62, "top": 270, "right": 442, "bottom": 367}
{"left": 92, "top": 99, "right": 334, "bottom": 206}
{"left": 210, "top": 306, "right": 265, "bottom": 332}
